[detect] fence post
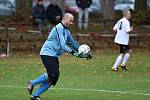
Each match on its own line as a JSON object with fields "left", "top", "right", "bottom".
{"left": 6, "top": 26, "right": 9, "bottom": 57}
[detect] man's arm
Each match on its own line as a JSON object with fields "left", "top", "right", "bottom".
{"left": 113, "top": 29, "right": 117, "bottom": 32}
{"left": 55, "top": 27, "right": 73, "bottom": 53}
{"left": 67, "top": 31, "right": 80, "bottom": 51}
{"left": 32, "top": 6, "right": 37, "bottom": 18}
{"left": 113, "top": 22, "right": 118, "bottom": 32}
{"left": 125, "top": 21, "right": 133, "bottom": 33}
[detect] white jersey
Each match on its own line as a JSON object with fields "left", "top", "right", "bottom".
{"left": 113, "top": 17, "right": 131, "bottom": 45}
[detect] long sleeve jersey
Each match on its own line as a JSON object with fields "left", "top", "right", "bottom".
{"left": 40, "top": 23, "right": 80, "bottom": 57}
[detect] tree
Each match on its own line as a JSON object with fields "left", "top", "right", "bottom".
{"left": 133, "top": 0, "right": 150, "bottom": 25}
{"left": 15, "top": 0, "right": 32, "bottom": 20}
{"left": 99, "top": 0, "right": 115, "bottom": 19}
{"left": 57, "top": 0, "right": 65, "bottom": 14}
{"left": 135, "top": 0, "right": 147, "bottom": 11}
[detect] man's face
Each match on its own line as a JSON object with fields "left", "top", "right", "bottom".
{"left": 38, "top": 1, "right": 43, "bottom": 5}
{"left": 51, "top": 0, "right": 57, "bottom": 5}
{"left": 126, "top": 11, "right": 131, "bottom": 19}
{"left": 65, "top": 17, "right": 74, "bottom": 27}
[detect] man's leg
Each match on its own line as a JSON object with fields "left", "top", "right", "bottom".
{"left": 78, "top": 8, "right": 84, "bottom": 30}
{"left": 112, "top": 54, "right": 123, "bottom": 71}
{"left": 121, "top": 48, "right": 132, "bottom": 70}
{"left": 83, "top": 8, "right": 89, "bottom": 30}
{"left": 32, "top": 81, "right": 51, "bottom": 97}
{"left": 31, "top": 73, "right": 48, "bottom": 86}
{"left": 112, "top": 44, "right": 126, "bottom": 71}
{"left": 27, "top": 73, "right": 48, "bottom": 95}
{"left": 35, "top": 19, "right": 44, "bottom": 32}
{"left": 122, "top": 53, "right": 130, "bottom": 66}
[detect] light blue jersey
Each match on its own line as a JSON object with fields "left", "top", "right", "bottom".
{"left": 40, "top": 23, "right": 80, "bottom": 57}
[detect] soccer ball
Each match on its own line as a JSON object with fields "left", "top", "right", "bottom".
{"left": 78, "top": 44, "right": 90, "bottom": 55}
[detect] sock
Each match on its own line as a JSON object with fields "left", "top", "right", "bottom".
{"left": 122, "top": 53, "right": 130, "bottom": 65}
{"left": 32, "top": 81, "right": 51, "bottom": 96}
{"left": 31, "top": 73, "right": 48, "bottom": 86}
{"left": 113, "top": 54, "right": 123, "bottom": 69}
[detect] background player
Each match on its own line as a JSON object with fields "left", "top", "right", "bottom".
{"left": 112, "top": 9, "right": 133, "bottom": 72}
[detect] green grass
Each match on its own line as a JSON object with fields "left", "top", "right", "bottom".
{"left": 0, "top": 50, "right": 150, "bottom": 100}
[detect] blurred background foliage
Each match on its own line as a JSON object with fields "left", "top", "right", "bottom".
{"left": 0, "top": 0, "right": 149, "bottom": 25}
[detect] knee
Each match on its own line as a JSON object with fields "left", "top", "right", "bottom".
{"left": 43, "top": 73, "right": 48, "bottom": 79}
{"left": 47, "top": 80, "right": 52, "bottom": 86}
{"left": 128, "top": 49, "right": 133, "bottom": 54}
{"left": 119, "top": 53, "right": 124, "bottom": 57}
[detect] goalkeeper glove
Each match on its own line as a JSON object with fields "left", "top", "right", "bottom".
{"left": 71, "top": 50, "right": 92, "bottom": 59}
{"left": 71, "top": 50, "right": 84, "bottom": 58}
{"left": 73, "top": 51, "right": 83, "bottom": 58}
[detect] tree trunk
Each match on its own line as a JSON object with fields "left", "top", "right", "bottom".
{"left": 16, "top": 0, "right": 32, "bottom": 18}
{"left": 57, "top": 0, "right": 65, "bottom": 15}
{"left": 135, "top": 0, "right": 147, "bottom": 11}
{"left": 100, "top": 0, "right": 115, "bottom": 19}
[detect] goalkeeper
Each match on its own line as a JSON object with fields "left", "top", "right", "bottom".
{"left": 27, "top": 13, "right": 92, "bottom": 100}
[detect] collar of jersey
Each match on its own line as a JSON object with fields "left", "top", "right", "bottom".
{"left": 61, "top": 22, "right": 68, "bottom": 29}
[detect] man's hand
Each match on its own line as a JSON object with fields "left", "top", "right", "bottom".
{"left": 74, "top": 52, "right": 92, "bottom": 60}
{"left": 73, "top": 51, "right": 83, "bottom": 58}
{"left": 71, "top": 50, "right": 92, "bottom": 59}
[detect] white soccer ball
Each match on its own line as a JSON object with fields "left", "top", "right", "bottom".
{"left": 78, "top": 44, "right": 90, "bottom": 55}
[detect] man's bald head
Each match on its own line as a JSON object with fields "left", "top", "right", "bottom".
{"left": 62, "top": 13, "right": 74, "bottom": 27}
{"left": 63, "top": 13, "right": 74, "bottom": 20}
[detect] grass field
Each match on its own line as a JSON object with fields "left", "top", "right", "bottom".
{"left": 0, "top": 50, "right": 150, "bottom": 100}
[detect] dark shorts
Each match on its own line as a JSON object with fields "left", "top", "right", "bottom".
{"left": 119, "top": 44, "right": 131, "bottom": 53}
{"left": 40, "top": 55, "right": 59, "bottom": 86}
